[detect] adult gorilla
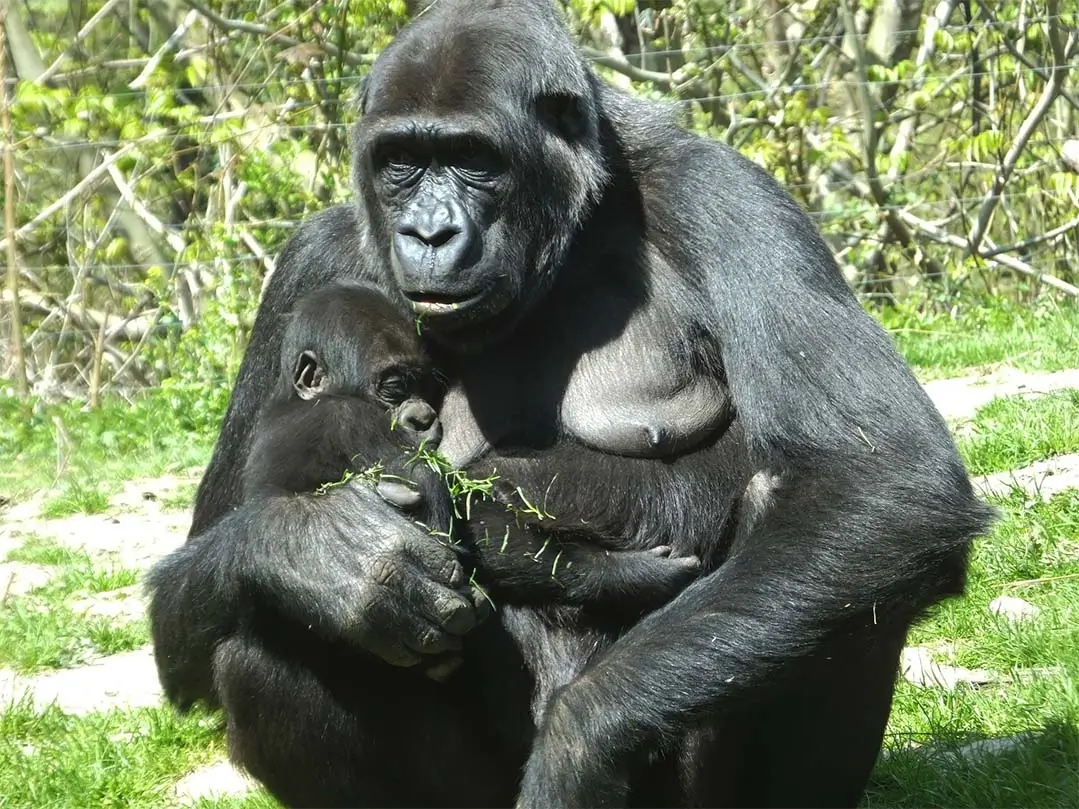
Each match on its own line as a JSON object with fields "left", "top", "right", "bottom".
{"left": 147, "top": 1, "right": 993, "bottom": 807}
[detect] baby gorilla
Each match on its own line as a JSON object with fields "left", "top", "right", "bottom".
{"left": 243, "top": 282, "right": 701, "bottom": 614}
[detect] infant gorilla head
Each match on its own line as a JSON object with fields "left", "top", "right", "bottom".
{"left": 242, "top": 282, "right": 445, "bottom": 504}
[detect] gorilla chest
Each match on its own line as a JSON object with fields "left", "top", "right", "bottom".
{"left": 436, "top": 300, "right": 730, "bottom": 465}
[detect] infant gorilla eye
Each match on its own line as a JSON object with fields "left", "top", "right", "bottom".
{"left": 376, "top": 374, "right": 410, "bottom": 405}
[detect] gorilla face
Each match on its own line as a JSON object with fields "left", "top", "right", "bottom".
{"left": 278, "top": 282, "right": 444, "bottom": 413}
{"left": 351, "top": 0, "right": 611, "bottom": 343}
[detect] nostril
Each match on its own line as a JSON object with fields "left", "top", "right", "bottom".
{"left": 399, "top": 225, "right": 461, "bottom": 249}
{"left": 400, "top": 413, "right": 427, "bottom": 431}
{"left": 425, "top": 227, "right": 460, "bottom": 248}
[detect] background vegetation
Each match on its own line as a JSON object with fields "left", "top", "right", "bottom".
{"left": 0, "top": 3, "right": 1077, "bottom": 807}
{"left": 0, "top": 0, "right": 1076, "bottom": 417}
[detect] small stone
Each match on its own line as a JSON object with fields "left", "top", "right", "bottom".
{"left": 174, "top": 760, "right": 256, "bottom": 804}
{"left": 989, "top": 596, "right": 1039, "bottom": 621}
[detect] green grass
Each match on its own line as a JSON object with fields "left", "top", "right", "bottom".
{"left": 0, "top": 604, "right": 148, "bottom": 672}
{"left": 0, "top": 701, "right": 256, "bottom": 809}
{"left": 159, "top": 481, "right": 200, "bottom": 512}
{"left": 880, "top": 298, "right": 1079, "bottom": 381}
{"left": 0, "top": 384, "right": 217, "bottom": 505}
{"left": 5, "top": 535, "right": 83, "bottom": 567}
{"left": 867, "top": 721, "right": 1078, "bottom": 807}
{"left": 40, "top": 480, "right": 112, "bottom": 518}
{"left": 866, "top": 488, "right": 1079, "bottom": 807}
{"left": 957, "top": 390, "right": 1079, "bottom": 475}
{"left": 1, "top": 539, "right": 147, "bottom": 673}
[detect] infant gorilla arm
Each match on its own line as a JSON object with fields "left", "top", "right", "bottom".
{"left": 246, "top": 282, "right": 701, "bottom": 613}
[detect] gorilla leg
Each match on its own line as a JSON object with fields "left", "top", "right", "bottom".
{"left": 678, "top": 623, "right": 906, "bottom": 808}
{"left": 213, "top": 633, "right": 516, "bottom": 809}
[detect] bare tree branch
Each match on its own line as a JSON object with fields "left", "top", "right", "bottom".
{"left": 181, "top": 0, "right": 376, "bottom": 66}
{"left": 129, "top": 8, "right": 200, "bottom": 90}
{"left": 37, "top": 0, "right": 126, "bottom": 85}
{"left": 967, "top": 2, "right": 1072, "bottom": 254}
{"left": 0, "top": 142, "right": 139, "bottom": 253}
{"left": 1, "top": 5, "right": 27, "bottom": 399}
{"left": 898, "top": 210, "right": 1079, "bottom": 296}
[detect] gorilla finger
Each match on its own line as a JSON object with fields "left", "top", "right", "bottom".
{"left": 404, "top": 535, "right": 467, "bottom": 589}
{"left": 424, "top": 654, "right": 464, "bottom": 682}
{"left": 465, "top": 584, "right": 495, "bottom": 625}
{"left": 649, "top": 545, "right": 673, "bottom": 557}
{"left": 399, "top": 568, "right": 478, "bottom": 636}
{"left": 402, "top": 621, "right": 464, "bottom": 656}
{"left": 371, "top": 641, "right": 424, "bottom": 668}
{"left": 675, "top": 554, "right": 702, "bottom": 570}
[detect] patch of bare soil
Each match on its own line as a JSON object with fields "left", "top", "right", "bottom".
{"left": 0, "top": 646, "right": 162, "bottom": 716}
{"left": 923, "top": 368, "right": 1079, "bottom": 422}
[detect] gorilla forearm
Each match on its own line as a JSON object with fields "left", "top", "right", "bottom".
{"left": 147, "top": 517, "right": 243, "bottom": 709}
{"left": 150, "top": 483, "right": 481, "bottom": 711}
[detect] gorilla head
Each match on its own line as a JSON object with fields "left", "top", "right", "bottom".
{"left": 278, "top": 281, "right": 441, "bottom": 412}
{"left": 351, "top": 0, "right": 611, "bottom": 341}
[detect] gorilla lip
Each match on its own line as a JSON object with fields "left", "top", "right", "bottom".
{"left": 407, "top": 290, "right": 486, "bottom": 317}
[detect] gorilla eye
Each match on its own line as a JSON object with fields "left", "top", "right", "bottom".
{"left": 451, "top": 140, "right": 502, "bottom": 182}
{"left": 376, "top": 144, "right": 425, "bottom": 183}
{"left": 377, "top": 374, "right": 410, "bottom": 405}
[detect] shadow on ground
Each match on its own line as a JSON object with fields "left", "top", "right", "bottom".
{"left": 863, "top": 720, "right": 1079, "bottom": 807}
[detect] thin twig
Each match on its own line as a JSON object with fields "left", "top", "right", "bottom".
{"left": 1004, "top": 572, "right": 1079, "bottom": 590}
{"left": 898, "top": 210, "right": 1079, "bottom": 296}
{"left": 886, "top": 0, "right": 958, "bottom": 184}
{"left": 36, "top": 0, "right": 126, "bottom": 85}
{"left": 0, "top": 142, "right": 139, "bottom": 253}
{"left": 968, "top": 1, "right": 1070, "bottom": 253}
{"left": 836, "top": 1, "right": 947, "bottom": 280}
{"left": 129, "top": 8, "right": 200, "bottom": 90}
{"left": 182, "top": 0, "right": 375, "bottom": 67}
{"left": 105, "top": 163, "right": 186, "bottom": 254}
{"left": 89, "top": 304, "right": 109, "bottom": 409}
{"left": 0, "top": 8, "right": 28, "bottom": 400}
{"left": 980, "top": 213, "right": 1079, "bottom": 258}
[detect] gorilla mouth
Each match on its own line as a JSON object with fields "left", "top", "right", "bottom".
{"left": 406, "top": 290, "right": 487, "bottom": 318}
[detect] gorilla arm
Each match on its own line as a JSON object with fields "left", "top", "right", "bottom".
{"left": 515, "top": 128, "right": 994, "bottom": 808}
{"left": 148, "top": 481, "right": 482, "bottom": 709}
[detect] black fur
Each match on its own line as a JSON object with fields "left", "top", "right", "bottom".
{"left": 245, "top": 280, "right": 705, "bottom": 618}
{"left": 147, "top": 1, "right": 995, "bottom": 807}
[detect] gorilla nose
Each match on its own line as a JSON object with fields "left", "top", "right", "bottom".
{"left": 395, "top": 398, "right": 443, "bottom": 446}
{"left": 393, "top": 203, "right": 479, "bottom": 282}
{"left": 403, "top": 221, "right": 461, "bottom": 248}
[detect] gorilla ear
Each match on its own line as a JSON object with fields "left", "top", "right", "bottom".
{"left": 293, "top": 350, "right": 326, "bottom": 400}
{"left": 355, "top": 75, "right": 370, "bottom": 115}
{"left": 536, "top": 92, "right": 589, "bottom": 141}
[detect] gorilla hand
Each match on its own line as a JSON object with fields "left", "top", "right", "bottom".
{"left": 249, "top": 480, "right": 487, "bottom": 668}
